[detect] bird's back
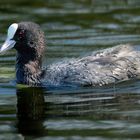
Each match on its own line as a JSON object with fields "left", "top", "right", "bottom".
{"left": 44, "top": 44, "right": 140, "bottom": 86}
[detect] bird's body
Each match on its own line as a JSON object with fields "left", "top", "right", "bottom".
{"left": 0, "top": 22, "right": 140, "bottom": 87}
{"left": 44, "top": 44, "right": 140, "bottom": 86}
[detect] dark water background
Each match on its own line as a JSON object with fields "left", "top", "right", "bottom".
{"left": 1, "top": 0, "right": 140, "bottom": 139}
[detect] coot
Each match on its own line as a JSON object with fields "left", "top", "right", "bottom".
{"left": 0, "top": 22, "right": 140, "bottom": 86}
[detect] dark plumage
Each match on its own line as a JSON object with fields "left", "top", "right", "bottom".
{"left": 1, "top": 22, "right": 140, "bottom": 87}
{"left": 14, "top": 22, "right": 45, "bottom": 85}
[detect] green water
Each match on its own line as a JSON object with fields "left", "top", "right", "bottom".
{"left": 1, "top": 0, "right": 140, "bottom": 139}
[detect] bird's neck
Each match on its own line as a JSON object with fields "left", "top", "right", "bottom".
{"left": 15, "top": 53, "right": 43, "bottom": 85}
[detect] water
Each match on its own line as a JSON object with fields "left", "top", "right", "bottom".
{"left": 0, "top": 0, "right": 140, "bottom": 139}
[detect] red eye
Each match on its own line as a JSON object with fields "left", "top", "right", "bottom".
{"left": 19, "top": 29, "right": 25, "bottom": 39}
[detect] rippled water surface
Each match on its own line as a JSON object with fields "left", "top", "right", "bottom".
{"left": 1, "top": 0, "right": 140, "bottom": 139}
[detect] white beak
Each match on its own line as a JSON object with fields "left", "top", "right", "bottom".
{"left": 0, "top": 39, "right": 16, "bottom": 53}
{"left": 0, "top": 23, "right": 18, "bottom": 53}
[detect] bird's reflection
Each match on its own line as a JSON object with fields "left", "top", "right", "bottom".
{"left": 16, "top": 87, "right": 46, "bottom": 136}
